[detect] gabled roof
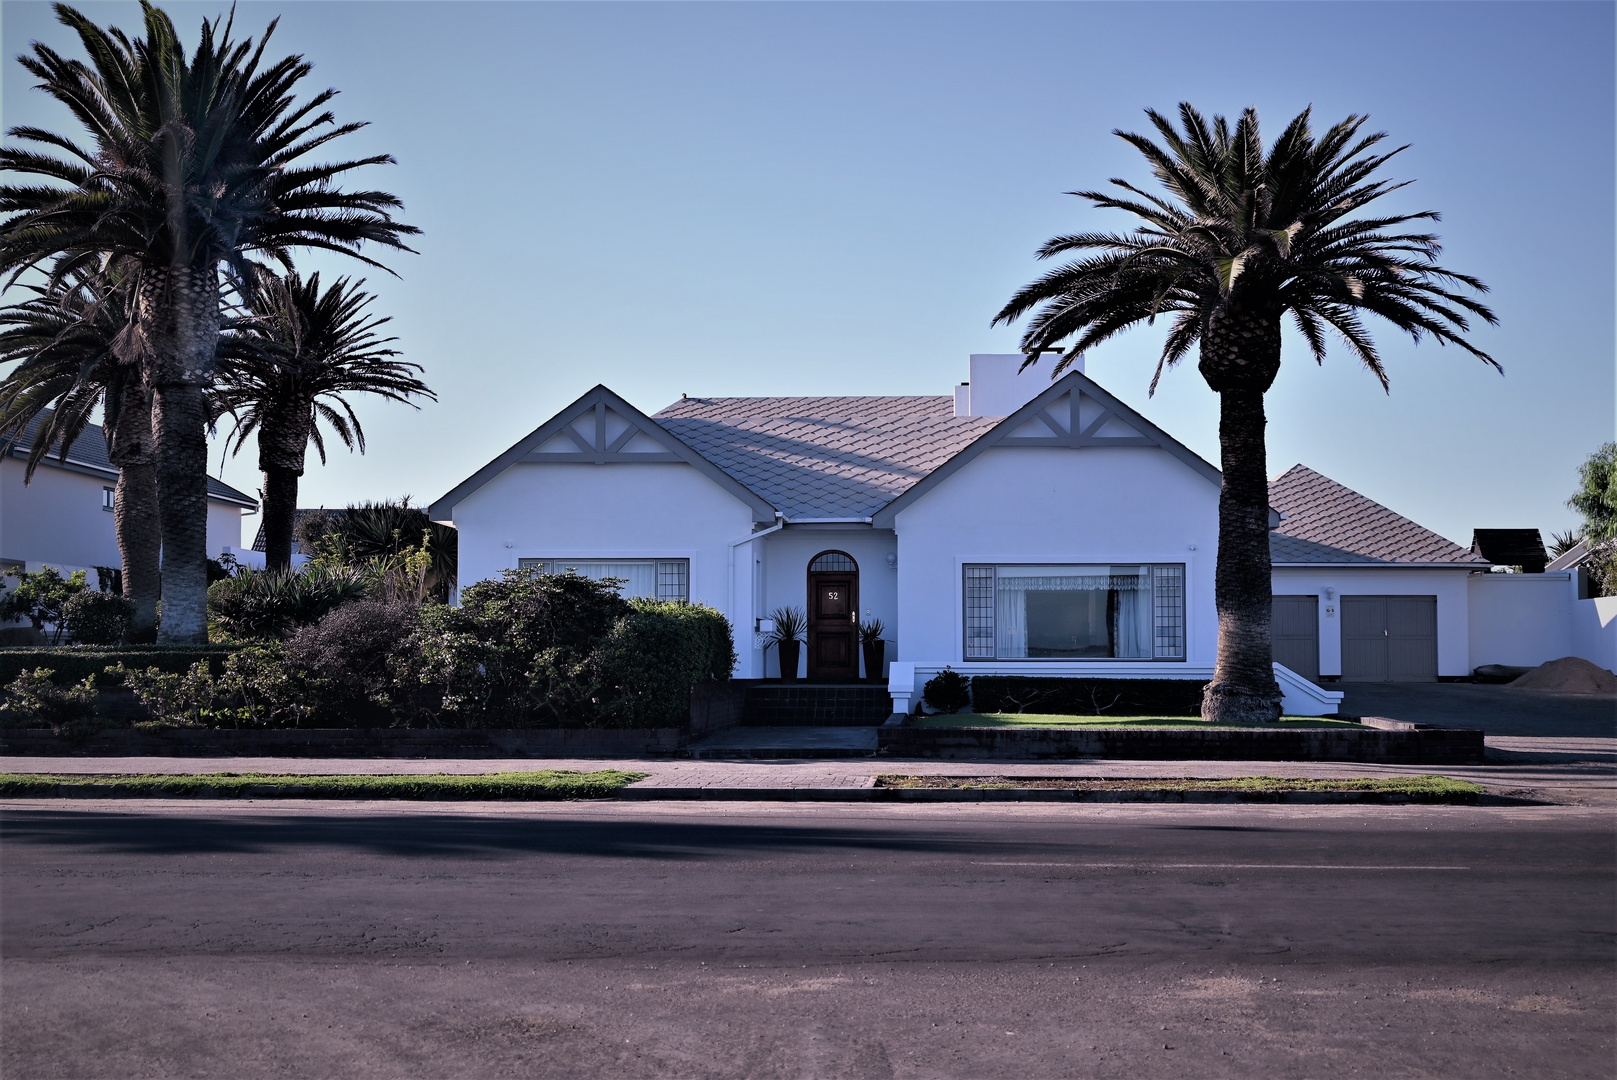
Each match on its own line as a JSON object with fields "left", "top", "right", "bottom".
{"left": 1471, "top": 529, "right": 1548, "bottom": 573}
{"left": 251, "top": 508, "right": 338, "bottom": 553}
{"left": 1546, "top": 540, "right": 1593, "bottom": 573}
{"left": 428, "top": 385, "right": 776, "bottom": 524}
{"left": 870, "top": 370, "right": 1223, "bottom": 528}
{"left": 3, "top": 411, "right": 258, "bottom": 509}
{"left": 1268, "top": 464, "right": 1484, "bottom": 566}
{"left": 655, "top": 394, "right": 999, "bottom": 521}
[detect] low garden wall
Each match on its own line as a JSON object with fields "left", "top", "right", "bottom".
{"left": 876, "top": 724, "right": 1485, "bottom": 765}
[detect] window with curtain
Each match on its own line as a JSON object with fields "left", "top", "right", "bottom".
{"left": 518, "top": 558, "right": 690, "bottom": 602}
{"left": 963, "top": 563, "right": 1185, "bottom": 660}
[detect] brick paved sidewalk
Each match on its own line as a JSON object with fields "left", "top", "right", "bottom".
{"left": 3, "top": 739, "right": 1612, "bottom": 804}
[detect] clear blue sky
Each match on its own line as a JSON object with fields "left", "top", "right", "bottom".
{"left": 4, "top": 1, "right": 1613, "bottom": 546}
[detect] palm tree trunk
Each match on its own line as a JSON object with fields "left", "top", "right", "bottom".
{"left": 1198, "top": 301, "right": 1283, "bottom": 724}
{"left": 107, "top": 376, "right": 160, "bottom": 642}
{"left": 261, "top": 466, "right": 300, "bottom": 572}
{"left": 258, "top": 410, "right": 311, "bottom": 573}
{"left": 141, "top": 266, "right": 222, "bottom": 644}
{"left": 1202, "top": 388, "right": 1282, "bottom": 723}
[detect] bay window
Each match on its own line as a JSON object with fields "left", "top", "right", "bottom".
{"left": 964, "top": 563, "right": 1184, "bottom": 660}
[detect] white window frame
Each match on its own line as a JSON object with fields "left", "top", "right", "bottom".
{"left": 102, "top": 487, "right": 116, "bottom": 512}
{"left": 961, "top": 562, "right": 1187, "bottom": 662}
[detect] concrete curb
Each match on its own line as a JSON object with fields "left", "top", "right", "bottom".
{"left": 2, "top": 784, "right": 1479, "bottom": 804}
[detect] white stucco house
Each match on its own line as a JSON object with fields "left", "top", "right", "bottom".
{"left": 0, "top": 412, "right": 258, "bottom": 594}
{"left": 431, "top": 354, "right": 1350, "bottom": 716}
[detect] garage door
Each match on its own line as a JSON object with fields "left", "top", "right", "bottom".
{"left": 1341, "top": 595, "right": 1437, "bottom": 682}
{"left": 1271, "top": 595, "right": 1320, "bottom": 680}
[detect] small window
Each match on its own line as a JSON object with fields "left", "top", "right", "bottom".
{"left": 102, "top": 487, "right": 115, "bottom": 512}
{"left": 962, "top": 563, "right": 1186, "bottom": 661}
{"left": 518, "top": 558, "right": 690, "bottom": 602}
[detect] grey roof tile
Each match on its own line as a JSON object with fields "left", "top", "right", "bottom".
{"left": 6, "top": 411, "right": 257, "bottom": 508}
{"left": 1268, "top": 464, "right": 1483, "bottom": 565}
{"left": 654, "top": 395, "right": 998, "bottom": 520}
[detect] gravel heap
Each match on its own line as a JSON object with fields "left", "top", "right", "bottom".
{"left": 1509, "top": 656, "right": 1617, "bottom": 693}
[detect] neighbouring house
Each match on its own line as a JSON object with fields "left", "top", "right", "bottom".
{"left": 0, "top": 411, "right": 258, "bottom": 594}
{"left": 1268, "top": 469, "right": 1615, "bottom": 678}
{"left": 430, "top": 354, "right": 1344, "bottom": 716}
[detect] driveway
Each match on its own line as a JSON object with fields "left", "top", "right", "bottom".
{"left": 1337, "top": 682, "right": 1615, "bottom": 737}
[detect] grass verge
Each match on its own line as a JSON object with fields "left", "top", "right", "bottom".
{"left": 915, "top": 713, "right": 1360, "bottom": 729}
{"left": 0, "top": 769, "right": 647, "bottom": 800}
{"left": 875, "top": 774, "right": 1483, "bottom": 797}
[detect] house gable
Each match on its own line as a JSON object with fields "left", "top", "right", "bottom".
{"left": 871, "top": 371, "right": 1222, "bottom": 528}
{"left": 429, "top": 385, "right": 777, "bottom": 525}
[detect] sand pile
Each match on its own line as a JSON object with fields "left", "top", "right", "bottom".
{"left": 1508, "top": 656, "right": 1617, "bottom": 693}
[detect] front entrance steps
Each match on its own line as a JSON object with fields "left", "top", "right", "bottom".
{"left": 741, "top": 683, "right": 891, "bottom": 727}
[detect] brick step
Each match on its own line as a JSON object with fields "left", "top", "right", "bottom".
{"left": 742, "top": 685, "right": 892, "bottom": 727}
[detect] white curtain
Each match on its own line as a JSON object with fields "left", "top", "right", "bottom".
{"left": 548, "top": 561, "right": 658, "bottom": 599}
{"left": 996, "top": 587, "right": 1029, "bottom": 657}
{"left": 1112, "top": 579, "right": 1152, "bottom": 657}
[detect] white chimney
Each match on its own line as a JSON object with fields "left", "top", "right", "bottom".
{"left": 954, "top": 352, "right": 1078, "bottom": 418}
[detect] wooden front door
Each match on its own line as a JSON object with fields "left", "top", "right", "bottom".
{"left": 807, "top": 551, "right": 859, "bottom": 681}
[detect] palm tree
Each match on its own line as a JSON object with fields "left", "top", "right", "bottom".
{"left": 994, "top": 104, "right": 1497, "bottom": 723}
{"left": 0, "top": 2, "right": 418, "bottom": 641}
{"left": 212, "top": 271, "right": 432, "bottom": 571}
{"left": 0, "top": 267, "right": 161, "bottom": 640}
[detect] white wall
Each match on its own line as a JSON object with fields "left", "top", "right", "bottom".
{"left": 1571, "top": 596, "right": 1617, "bottom": 672}
{"left": 207, "top": 501, "right": 246, "bottom": 560}
{"left": 893, "top": 444, "right": 1219, "bottom": 670}
{"left": 1467, "top": 572, "right": 1577, "bottom": 669}
{"left": 451, "top": 460, "right": 758, "bottom": 672}
{"left": 753, "top": 527, "right": 897, "bottom": 678}
{"left": 1271, "top": 566, "right": 1472, "bottom": 677}
{"left": 0, "top": 458, "right": 119, "bottom": 571}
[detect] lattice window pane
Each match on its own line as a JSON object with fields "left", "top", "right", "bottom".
{"left": 964, "top": 566, "right": 996, "bottom": 658}
{"left": 1152, "top": 564, "right": 1185, "bottom": 658}
{"left": 656, "top": 560, "right": 689, "bottom": 602}
{"left": 809, "top": 552, "right": 857, "bottom": 572}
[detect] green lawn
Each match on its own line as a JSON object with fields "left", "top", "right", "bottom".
{"left": 0, "top": 769, "right": 646, "bottom": 800}
{"left": 876, "top": 774, "right": 1483, "bottom": 796}
{"left": 915, "top": 712, "right": 1360, "bottom": 729}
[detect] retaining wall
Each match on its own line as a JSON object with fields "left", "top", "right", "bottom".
{"left": 877, "top": 725, "right": 1484, "bottom": 765}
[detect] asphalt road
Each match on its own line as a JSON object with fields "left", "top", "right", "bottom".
{"left": 3, "top": 801, "right": 1612, "bottom": 1079}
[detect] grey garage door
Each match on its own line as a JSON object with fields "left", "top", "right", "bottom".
{"left": 1341, "top": 595, "right": 1438, "bottom": 682}
{"left": 1271, "top": 595, "right": 1320, "bottom": 680}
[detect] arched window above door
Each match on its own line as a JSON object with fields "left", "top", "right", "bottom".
{"left": 809, "top": 551, "right": 857, "bottom": 572}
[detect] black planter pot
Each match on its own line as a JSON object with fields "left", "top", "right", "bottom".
{"left": 777, "top": 639, "right": 801, "bottom": 682}
{"left": 862, "top": 640, "right": 885, "bottom": 683}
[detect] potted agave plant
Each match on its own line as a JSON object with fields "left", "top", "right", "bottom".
{"left": 859, "top": 614, "right": 887, "bottom": 683}
{"left": 764, "top": 605, "right": 806, "bottom": 682}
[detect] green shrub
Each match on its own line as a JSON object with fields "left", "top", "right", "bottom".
{"left": 62, "top": 591, "right": 134, "bottom": 645}
{"left": 1, "top": 667, "right": 104, "bottom": 742}
{"left": 411, "top": 568, "right": 631, "bottom": 727}
{"left": 593, "top": 601, "right": 735, "bottom": 727}
{"left": 922, "top": 667, "right": 970, "bottom": 714}
{"left": 113, "top": 646, "right": 320, "bottom": 729}
{"left": 207, "top": 563, "right": 372, "bottom": 640}
{"left": 284, "top": 602, "right": 422, "bottom": 726}
{"left": 0, "top": 566, "right": 90, "bottom": 645}
{"left": 0, "top": 646, "right": 241, "bottom": 687}
{"left": 969, "top": 676, "right": 1206, "bottom": 716}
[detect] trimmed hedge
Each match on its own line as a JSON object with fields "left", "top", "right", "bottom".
{"left": 968, "top": 675, "right": 1206, "bottom": 717}
{"left": 595, "top": 601, "right": 736, "bottom": 727}
{"left": 0, "top": 646, "right": 244, "bottom": 688}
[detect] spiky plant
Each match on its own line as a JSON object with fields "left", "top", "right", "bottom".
{"left": 0, "top": 267, "right": 162, "bottom": 639}
{"left": 0, "top": 2, "right": 418, "bottom": 640}
{"left": 995, "top": 104, "right": 1497, "bottom": 722}
{"left": 212, "top": 271, "right": 431, "bottom": 571}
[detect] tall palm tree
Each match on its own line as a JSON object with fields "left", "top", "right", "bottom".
{"left": 994, "top": 104, "right": 1497, "bottom": 723}
{"left": 0, "top": 2, "right": 418, "bottom": 641}
{"left": 212, "top": 271, "right": 432, "bottom": 571}
{"left": 0, "top": 267, "right": 161, "bottom": 640}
